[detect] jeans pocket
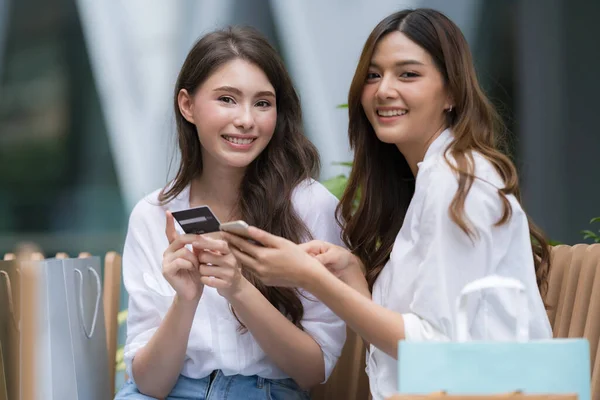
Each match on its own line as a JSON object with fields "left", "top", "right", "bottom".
{"left": 114, "top": 379, "right": 158, "bottom": 400}
{"left": 266, "top": 379, "right": 310, "bottom": 400}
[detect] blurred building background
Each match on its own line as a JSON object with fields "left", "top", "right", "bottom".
{"left": 1, "top": 0, "right": 599, "bottom": 388}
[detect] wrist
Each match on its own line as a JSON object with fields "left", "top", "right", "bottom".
{"left": 338, "top": 255, "right": 364, "bottom": 283}
{"left": 174, "top": 292, "right": 202, "bottom": 310}
{"left": 222, "top": 277, "right": 253, "bottom": 303}
{"left": 342, "top": 261, "right": 370, "bottom": 298}
{"left": 300, "top": 259, "right": 331, "bottom": 293}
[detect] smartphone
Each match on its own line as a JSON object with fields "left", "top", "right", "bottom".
{"left": 220, "top": 220, "right": 263, "bottom": 246}
{"left": 171, "top": 206, "right": 221, "bottom": 235}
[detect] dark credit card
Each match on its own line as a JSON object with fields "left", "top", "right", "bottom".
{"left": 171, "top": 206, "right": 221, "bottom": 235}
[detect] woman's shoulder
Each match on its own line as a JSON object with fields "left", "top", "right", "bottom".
{"left": 418, "top": 150, "right": 525, "bottom": 227}
{"left": 292, "top": 178, "right": 342, "bottom": 242}
{"left": 421, "top": 150, "right": 506, "bottom": 195}
{"left": 128, "top": 187, "right": 172, "bottom": 228}
{"left": 292, "top": 178, "right": 340, "bottom": 211}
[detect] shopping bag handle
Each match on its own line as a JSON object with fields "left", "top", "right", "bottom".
{"left": 455, "top": 275, "right": 529, "bottom": 342}
{"left": 75, "top": 267, "right": 101, "bottom": 339}
{"left": 0, "top": 271, "right": 19, "bottom": 332}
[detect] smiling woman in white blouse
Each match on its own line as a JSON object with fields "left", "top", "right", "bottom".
{"left": 222, "top": 9, "right": 553, "bottom": 400}
{"left": 115, "top": 27, "right": 346, "bottom": 400}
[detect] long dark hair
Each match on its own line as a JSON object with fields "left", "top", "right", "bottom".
{"left": 340, "top": 9, "right": 550, "bottom": 297}
{"left": 160, "top": 26, "right": 320, "bottom": 328}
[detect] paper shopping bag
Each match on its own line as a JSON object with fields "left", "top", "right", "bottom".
{"left": 398, "top": 276, "right": 591, "bottom": 400}
{"left": 62, "top": 257, "right": 110, "bottom": 400}
{"left": 387, "top": 394, "right": 577, "bottom": 400}
{"left": 37, "top": 259, "right": 79, "bottom": 399}
{"left": 398, "top": 340, "right": 589, "bottom": 398}
{"left": 0, "top": 258, "right": 79, "bottom": 400}
{"left": 0, "top": 260, "right": 21, "bottom": 400}
{"left": 0, "top": 339, "right": 8, "bottom": 400}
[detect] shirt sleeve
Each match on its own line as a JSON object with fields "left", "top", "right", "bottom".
{"left": 402, "top": 166, "right": 506, "bottom": 342}
{"left": 122, "top": 201, "right": 175, "bottom": 381}
{"left": 295, "top": 181, "right": 347, "bottom": 382}
{"left": 299, "top": 290, "right": 347, "bottom": 383}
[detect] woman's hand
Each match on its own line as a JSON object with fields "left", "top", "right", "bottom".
{"left": 299, "top": 240, "right": 363, "bottom": 281}
{"left": 162, "top": 211, "right": 204, "bottom": 302}
{"left": 222, "top": 227, "right": 329, "bottom": 290}
{"left": 192, "top": 236, "right": 248, "bottom": 300}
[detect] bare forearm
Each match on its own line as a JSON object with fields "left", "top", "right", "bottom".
{"left": 132, "top": 295, "right": 200, "bottom": 398}
{"left": 227, "top": 281, "right": 325, "bottom": 389}
{"left": 340, "top": 265, "right": 371, "bottom": 300}
{"left": 306, "top": 267, "right": 405, "bottom": 359}
{"left": 339, "top": 267, "right": 373, "bottom": 349}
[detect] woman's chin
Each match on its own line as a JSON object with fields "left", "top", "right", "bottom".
{"left": 219, "top": 155, "right": 257, "bottom": 169}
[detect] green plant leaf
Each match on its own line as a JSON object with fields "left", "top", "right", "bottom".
{"left": 332, "top": 161, "right": 353, "bottom": 168}
{"left": 590, "top": 217, "right": 600, "bottom": 224}
{"left": 116, "top": 346, "right": 124, "bottom": 362}
{"left": 322, "top": 174, "right": 349, "bottom": 200}
{"left": 582, "top": 229, "right": 600, "bottom": 240}
{"left": 118, "top": 309, "right": 128, "bottom": 325}
{"left": 116, "top": 361, "right": 126, "bottom": 372}
{"left": 548, "top": 240, "right": 562, "bottom": 246}
{"left": 336, "top": 103, "right": 348, "bottom": 109}
{"left": 115, "top": 345, "right": 126, "bottom": 372}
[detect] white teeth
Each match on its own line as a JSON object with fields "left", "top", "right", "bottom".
{"left": 223, "top": 136, "right": 255, "bottom": 145}
{"left": 377, "top": 109, "right": 407, "bottom": 117}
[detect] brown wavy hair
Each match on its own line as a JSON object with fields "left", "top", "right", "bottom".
{"left": 160, "top": 26, "right": 320, "bottom": 328}
{"left": 339, "top": 9, "right": 550, "bottom": 297}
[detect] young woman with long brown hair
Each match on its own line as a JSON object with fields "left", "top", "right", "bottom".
{"left": 115, "top": 27, "right": 345, "bottom": 399}
{"left": 223, "top": 9, "right": 552, "bottom": 400}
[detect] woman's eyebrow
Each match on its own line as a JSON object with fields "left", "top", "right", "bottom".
{"left": 214, "top": 86, "right": 275, "bottom": 98}
{"left": 369, "top": 59, "right": 426, "bottom": 68}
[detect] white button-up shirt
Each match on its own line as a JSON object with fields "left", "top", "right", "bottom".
{"left": 367, "top": 130, "right": 552, "bottom": 400}
{"left": 122, "top": 179, "right": 346, "bottom": 382}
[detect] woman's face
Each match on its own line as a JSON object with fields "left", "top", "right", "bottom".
{"left": 360, "top": 31, "right": 451, "bottom": 151}
{"left": 178, "top": 58, "right": 277, "bottom": 169}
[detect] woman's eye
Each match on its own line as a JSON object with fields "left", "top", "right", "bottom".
{"left": 219, "top": 96, "right": 235, "bottom": 104}
{"left": 400, "top": 72, "right": 419, "bottom": 78}
{"left": 366, "top": 72, "right": 380, "bottom": 81}
{"left": 255, "top": 100, "right": 271, "bottom": 108}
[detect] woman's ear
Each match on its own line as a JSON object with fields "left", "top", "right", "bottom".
{"left": 444, "top": 92, "right": 455, "bottom": 112}
{"left": 178, "top": 89, "right": 195, "bottom": 124}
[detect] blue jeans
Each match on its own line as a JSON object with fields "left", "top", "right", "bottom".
{"left": 114, "top": 370, "right": 311, "bottom": 400}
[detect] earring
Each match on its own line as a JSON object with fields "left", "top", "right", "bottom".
{"left": 447, "top": 105, "right": 453, "bottom": 113}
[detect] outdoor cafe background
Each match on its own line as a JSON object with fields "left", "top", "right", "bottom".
{"left": 1, "top": 0, "right": 600, "bottom": 391}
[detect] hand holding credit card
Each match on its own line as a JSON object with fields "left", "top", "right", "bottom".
{"left": 219, "top": 220, "right": 264, "bottom": 246}
{"left": 171, "top": 206, "right": 221, "bottom": 234}
{"left": 171, "top": 206, "right": 263, "bottom": 246}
